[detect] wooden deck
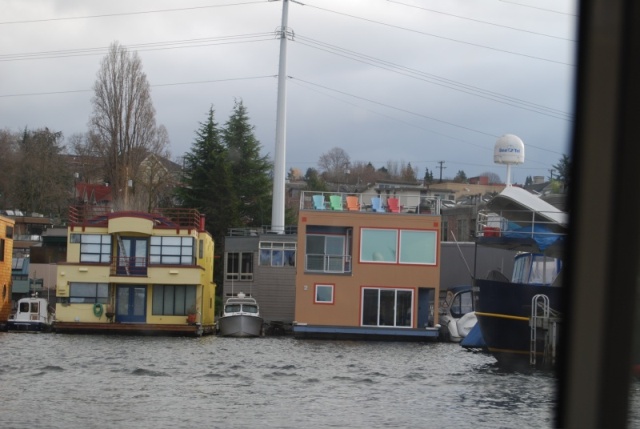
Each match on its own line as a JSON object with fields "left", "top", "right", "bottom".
{"left": 54, "top": 322, "right": 216, "bottom": 337}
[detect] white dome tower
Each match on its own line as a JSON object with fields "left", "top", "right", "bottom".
{"left": 494, "top": 134, "right": 525, "bottom": 186}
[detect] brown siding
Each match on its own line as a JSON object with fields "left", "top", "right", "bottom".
{"left": 295, "top": 210, "right": 441, "bottom": 327}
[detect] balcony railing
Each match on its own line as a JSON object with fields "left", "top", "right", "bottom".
{"left": 110, "top": 257, "right": 147, "bottom": 276}
{"left": 305, "top": 254, "right": 352, "bottom": 273}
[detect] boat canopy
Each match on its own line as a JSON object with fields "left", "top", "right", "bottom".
{"left": 477, "top": 187, "right": 567, "bottom": 257}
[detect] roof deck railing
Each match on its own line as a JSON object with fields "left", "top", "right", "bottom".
{"left": 299, "top": 191, "right": 442, "bottom": 215}
{"left": 68, "top": 205, "right": 203, "bottom": 231}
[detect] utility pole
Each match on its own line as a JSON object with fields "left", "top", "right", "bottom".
{"left": 437, "top": 160, "right": 446, "bottom": 183}
{"left": 270, "top": 0, "right": 291, "bottom": 234}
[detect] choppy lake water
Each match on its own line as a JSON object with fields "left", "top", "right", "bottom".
{"left": 1, "top": 332, "right": 635, "bottom": 428}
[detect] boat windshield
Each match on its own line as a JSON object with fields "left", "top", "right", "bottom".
{"left": 242, "top": 304, "right": 258, "bottom": 314}
{"left": 225, "top": 304, "right": 241, "bottom": 313}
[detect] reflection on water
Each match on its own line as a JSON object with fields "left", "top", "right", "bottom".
{"left": 0, "top": 333, "right": 579, "bottom": 428}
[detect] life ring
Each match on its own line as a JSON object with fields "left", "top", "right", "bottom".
{"left": 93, "top": 303, "right": 104, "bottom": 318}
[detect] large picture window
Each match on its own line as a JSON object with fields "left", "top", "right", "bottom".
{"left": 149, "top": 236, "right": 194, "bottom": 265}
{"left": 360, "top": 228, "right": 437, "bottom": 265}
{"left": 259, "top": 241, "right": 296, "bottom": 267}
{"left": 226, "top": 252, "right": 253, "bottom": 280}
{"left": 360, "top": 229, "right": 397, "bottom": 263}
{"left": 79, "top": 234, "right": 111, "bottom": 263}
{"left": 152, "top": 285, "right": 197, "bottom": 316}
{"left": 399, "top": 230, "right": 437, "bottom": 265}
{"left": 69, "top": 282, "right": 109, "bottom": 304}
{"left": 361, "top": 288, "right": 413, "bottom": 327}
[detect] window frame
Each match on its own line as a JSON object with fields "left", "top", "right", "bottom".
{"left": 361, "top": 287, "right": 413, "bottom": 328}
{"left": 151, "top": 284, "right": 197, "bottom": 316}
{"left": 225, "top": 251, "right": 254, "bottom": 281}
{"left": 69, "top": 282, "right": 109, "bottom": 304}
{"left": 79, "top": 234, "right": 112, "bottom": 264}
{"left": 360, "top": 228, "right": 438, "bottom": 266}
{"left": 149, "top": 236, "right": 195, "bottom": 266}
{"left": 259, "top": 241, "right": 296, "bottom": 267}
{"left": 314, "top": 284, "right": 335, "bottom": 304}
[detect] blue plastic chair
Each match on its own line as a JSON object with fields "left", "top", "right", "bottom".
{"left": 312, "top": 195, "right": 326, "bottom": 210}
{"left": 371, "top": 197, "right": 385, "bottom": 212}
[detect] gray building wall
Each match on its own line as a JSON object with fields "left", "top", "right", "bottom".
{"left": 223, "top": 233, "right": 297, "bottom": 324}
{"left": 440, "top": 242, "right": 516, "bottom": 290}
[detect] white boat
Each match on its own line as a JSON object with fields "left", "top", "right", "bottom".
{"left": 217, "top": 292, "right": 263, "bottom": 337}
{"left": 439, "top": 285, "right": 476, "bottom": 342}
{"left": 7, "top": 295, "right": 54, "bottom": 332}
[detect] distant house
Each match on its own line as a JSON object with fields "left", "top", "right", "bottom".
{"left": 0, "top": 215, "right": 15, "bottom": 328}
{"left": 54, "top": 207, "right": 216, "bottom": 336}
{"left": 292, "top": 191, "right": 442, "bottom": 340}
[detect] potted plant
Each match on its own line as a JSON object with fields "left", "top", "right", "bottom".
{"left": 186, "top": 305, "right": 198, "bottom": 324}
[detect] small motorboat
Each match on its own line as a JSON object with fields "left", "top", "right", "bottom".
{"left": 7, "top": 294, "right": 54, "bottom": 332}
{"left": 217, "top": 292, "right": 263, "bottom": 337}
{"left": 439, "top": 285, "right": 476, "bottom": 342}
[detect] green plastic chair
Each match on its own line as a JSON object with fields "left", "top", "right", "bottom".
{"left": 329, "top": 195, "right": 343, "bottom": 210}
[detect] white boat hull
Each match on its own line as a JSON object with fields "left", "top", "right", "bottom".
{"left": 217, "top": 315, "right": 263, "bottom": 337}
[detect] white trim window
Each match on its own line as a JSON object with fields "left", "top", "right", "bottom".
{"left": 361, "top": 287, "right": 413, "bottom": 327}
{"left": 314, "top": 284, "right": 334, "bottom": 304}
{"left": 150, "top": 236, "right": 194, "bottom": 265}
{"left": 259, "top": 241, "right": 296, "bottom": 267}
{"left": 79, "top": 234, "right": 112, "bottom": 263}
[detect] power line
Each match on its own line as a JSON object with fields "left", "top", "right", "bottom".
{"left": 0, "top": 75, "right": 276, "bottom": 98}
{"left": 0, "top": 1, "right": 270, "bottom": 25}
{"left": 294, "top": 33, "right": 573, "bottom": 121}
{"left": 289, "top": 76, "right": 565, "bottom": 156}
{"left": 300, "top": 2, "right": 575, "bottom": 67}
{"left": 499, "top": 0, "right": 578, "bottom": 16}
{"left": 387, "top": 0, "right": 577, "bottom": 42}
{"left": 0, "top": 33, "right": 276, "bottom": 62}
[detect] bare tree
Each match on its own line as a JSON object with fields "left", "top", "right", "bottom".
{"left": 89, "top": 41, "right": 168, "bottom": 210}
{"left": 318, "top": 147, "right": 350, "bottom": 181}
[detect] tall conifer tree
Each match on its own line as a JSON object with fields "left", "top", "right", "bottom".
{"left": 222, "top": 99, "right": 273, "bottom": 227}
{"left": 177, "top": 107, "right": 239, "bottom": 248}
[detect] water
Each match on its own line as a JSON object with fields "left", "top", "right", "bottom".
{"left": 0, "top": 333, "right": 566, "bottom": 428}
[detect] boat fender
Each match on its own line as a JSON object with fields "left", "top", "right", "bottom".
{"left": 93, "top": 303, "right": 104, "bottom": 318}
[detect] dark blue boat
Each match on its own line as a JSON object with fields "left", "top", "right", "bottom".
{"left": 474, "top": 186, "right": 566, "bottom": 369}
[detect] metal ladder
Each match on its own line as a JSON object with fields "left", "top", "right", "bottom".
{"left": 530, "top": 294, "right": 559, "bottom": 367}
{"left": 117, "top": 235, "right": 130, "bottom": 275}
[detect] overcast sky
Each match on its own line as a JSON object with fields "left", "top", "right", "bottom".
{"left": 1, "top": 0, "right": 577, "bottom": 183}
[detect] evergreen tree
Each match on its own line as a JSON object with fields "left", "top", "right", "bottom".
{"left": 222, "top": 100, "right": 273, "bottom": 227}
{"left": 176, "top": 107, "right": 239, "bottom": 250}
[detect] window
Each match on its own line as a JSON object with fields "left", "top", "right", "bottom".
{"left": 69, "top": 282, "right": 108, "bottom": 303}
{"left": 79, "top": 234, "right": 111, "bottom": 263}
{"left": 399, "top": 230, "right": 437, "bottom": 265}
{"left": 360, "top": 228, "right": 437, "bottom": 265}
{"left": 360, "top": 229, "right": 397, "bottom": 263}
{"left": 226, "top": 252, "right": 253, "bottom": 280}
{"left": 259, "top": 241, "right": 296, "bottom": 267}
{"left": 361, "top": 288, "right": 412, "bottom": 327}
{"left": 149, "top": 236, "right": 194, "bottom": 265}
{"left": 152, "top": 285, "right": 197, "bottom": 316}
{"left": 305, "top": 233, "right": 351, "bottom": 273}
{"left": 315, "top": 284, "right": 334, "bottom": 304}
{"left": 5, "top": 225, "right": 13, "bottom": 238}
{"left": 0, "top": 238, "right": 4, "bottom": 261}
